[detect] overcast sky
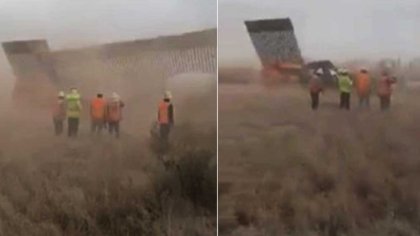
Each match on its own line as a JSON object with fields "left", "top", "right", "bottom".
{"left": 0, "top": 0, "right": 216, "bottom": 81}
{"left": 219, "top": 0, "right": 420, "bottom": 67}
{"left": 0, "top": 0, "right": 216, "bottom": 48}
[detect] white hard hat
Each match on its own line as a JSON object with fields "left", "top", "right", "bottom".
{"left": 58, "top": 91, "right": 65, "bottom": 97}
{"left": 315, "top": 68, "right": 323, "bottom": 75}
{"left": 112, "top": 92, "right": 120, "bottom": 100}
{"left": 339, "top": 68, "right": 348, "bottom": 74}
{"left": 164, "top": 91, "right": 172, "bottom": 99}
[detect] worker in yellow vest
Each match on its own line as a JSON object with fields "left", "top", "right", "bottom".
{"left": 337, "top": 68, "right": 353, "bottom": 110}
{"left": 66, "top": 88, "right": 82, "bottom": 137}
{"left": 157, "top": 91, "right": 174, "bottom": 142}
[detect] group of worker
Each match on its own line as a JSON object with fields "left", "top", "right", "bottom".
{"left": 309, "top": 68, "right": 397, "bottom": 111}
{"left": 52, "top": 88, "right": 124, "bottom": 138}
{"left": 52, "top": 88, "right": 174, "bottom": 141}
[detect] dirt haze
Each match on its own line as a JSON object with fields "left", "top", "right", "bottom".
{"left": 0, "top": 81, "right": 216, "bottom": 234}
{"left": 0, "top": 48, "right": 216, "bottom": 235}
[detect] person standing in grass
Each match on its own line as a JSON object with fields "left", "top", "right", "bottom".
{"left": 377, "top": 72, "right": 397, "bottom": 111}
{"left": 337, "top": 68, "right": 353, "bottom": 110}
{"left": 52, "top": 91, "right": 66, "bottom": 136}
{"left": 66, "top": 88, "right": 82, "bottom": 137}
{"left": 309, "top": 69, "right": 324, "bottom": 110}
{"left": 106, "top": 92, "right": 125, "bottom": 138}
{"left": 356, "top": 68, "right": 371, "bottom": 108}
{"left": 90, "top": 93, "right": 107, "bottom": 135}
{"left": 157, "top": 91, "right": 174, "bottom": 142}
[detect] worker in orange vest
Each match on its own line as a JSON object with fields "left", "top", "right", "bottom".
{"left": 106, "top": 92, "right": 125, "bottom": 138}
{"left": 157, "top": 91, "right": 174, "bottom": 142}
{"left": 52, "top": 91, "right": 66, "bottom": 136}
{"left": 308, "top": 69, "right": 324, "bottom": 110}
{"left": 377, "top": 72, "right": 396, "bottom": 111}
{"left": 356, "top": 68, "right": 371, "bottom": 108}
{"left": 90, "top": 93, "right": 107, "bottom": 134}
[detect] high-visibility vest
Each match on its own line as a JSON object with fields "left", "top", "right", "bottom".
{"left": 158, "top": 101, "right": 170, "bottom": 124}
{"left": 338, "top": 75, "right": 353, "bottom": 93}
{"left": 90, "top": 98, "right": 106, "bottom": 120}
{"left": 66, "top": 93, "right": 82, "bottom": 118}
{"left": 356, "top": 73, "right": 371, "bottom": 96}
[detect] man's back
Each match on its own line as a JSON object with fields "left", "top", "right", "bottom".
{"left": 377, "top": 76, "right": 396, "bottom": 96}
{"left": 356, "top": 72, "right": 371, "bottom": 95}
{"left": 66, "top": 93, "right": 82, "bottom": 118}
{"left": 52, "top": 99, "right": 66, "bottom": 120}
{"left": 338, "top": 75, "right": 353, "bottom": 93}
{"left": 91, "top": 98, "right": 106, "bottom": 120}
{"left": 309, "top": 75, "right": 323, "bottom": 93}
{"left": 107, "top": 100, "right": 124, "bottom": 122}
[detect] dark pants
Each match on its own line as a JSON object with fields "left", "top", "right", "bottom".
{"left": 380, "top": 96, "right": 391, "bottom": 111}
{"left": 310, "top": 92, "right": 320, "bottom": 110}
{"left": 53, "top": 119, "right": 64, "bottom": 136}
{"left": 68, "top": 118, "right": 79, "bottom": 137}
{"left": 159, "top": 124, "right": 171, "bottom": 142}
{"left": 340, "top": 92, "right": 351, "bottom": 110}
{"left": 108, "top": 121, "right": 120, "bottom": 138}
{"left": 91, "top": 120, "right": 104, "bottom": 134}
{"left": 358, "top": 95, "right": 370, "bottom": 108}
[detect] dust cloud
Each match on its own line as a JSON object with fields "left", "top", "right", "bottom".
{"left": 1, "top": 1, "right": 217, "bottom": 232}
{"left": 0, "top": 29, "right": 216, "bottom": 236}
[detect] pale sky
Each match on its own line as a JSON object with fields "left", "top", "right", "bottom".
{"left": 2, "top": 0, "right": 419, "bottom": 76}
{"left": 0, "top": 0, "right": 216, "bottom": 80}
{"left": 219, "top": 0, "right": 420, "bottom": 67}
{"left": 0, "top": 0, "right": 216, "bottom": 48}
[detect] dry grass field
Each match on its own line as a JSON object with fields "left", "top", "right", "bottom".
{"left": 0, "top": 86, "right": 216, "bottom": 235}
{"left": 219, "top": 69, "right": 420, "bottom": 236}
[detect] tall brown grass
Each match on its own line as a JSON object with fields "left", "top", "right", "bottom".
{"left": 0, "top": 116, "right": 216, "bottom": 235}
{"left": 219, "top": 81, "right": 420, "bottom": 236}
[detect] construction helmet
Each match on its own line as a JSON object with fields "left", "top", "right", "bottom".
{"left": 58, "top": 91, "right": 65, "bottom": 98}
{"left": 338, "top": 68, "right": 348, "bottom": 74}
{"left": 315, "top": 68, "right": 323, "bottom": 75}
{"left": 112, "top": 92, "right": 120, "bottom": 101}
{"left": 164, "top": 91, "right": 172, "bottom": 99}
